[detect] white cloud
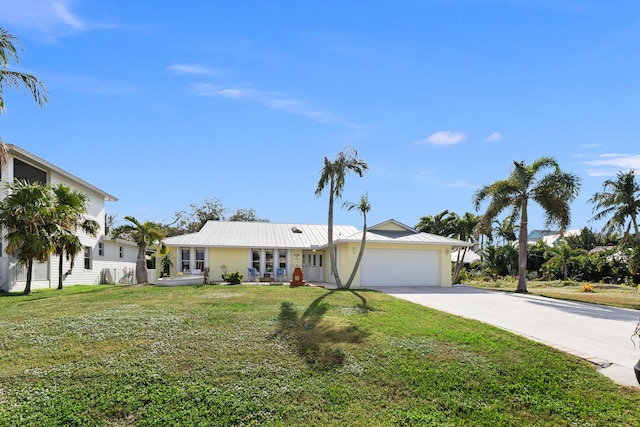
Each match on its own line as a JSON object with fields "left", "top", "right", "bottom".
{"left": 0, "top": 0, "right": 115, "bottom": 39}
{"left": 583, "top": 153, "right": 640, "bottom": 176}
{"left": 485, "top": 131, "right": 503, "bottom": 142}
{"left": 190, "top": 83, "right": 346, "bottom": 125}
{"left": 415, "top": 131, "right": 466, "bottom": 146}
{"left": 166, "top": 64, "right": 213, "bottom": 75}
{"left": 52, "top": 1, "right": 85, "bottom": 30}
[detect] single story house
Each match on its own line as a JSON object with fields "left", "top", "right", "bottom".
{"left": 0, "top": 144, "right": 138, "bottom": 292}
{"left": 160, "top": 219, "right": 472, "bottom": 288}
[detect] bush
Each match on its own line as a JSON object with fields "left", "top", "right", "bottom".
{"left": 580, "top": 283, "right": 594, "bottom": 293}
{"left": 223, "top": 272, "right": 243, "bottom": 285}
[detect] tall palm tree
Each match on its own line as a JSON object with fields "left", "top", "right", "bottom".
{"left": 492, "top": 215, "right": 518, "bottom": 246}
{"left": 113, "top": 216, "right": 164, "bottom": 284}
{"left": 473, "top": 157, "right": 581, "bottom": 293}
{"left": 589, "top": 170, "right": 640, "bottom": 244}
{"left": 315, "top": 147, "right": 368, "bottom": 289}
{"left": 0, "top": 180, "right": 56, "bottom": 294}
{"left": 0, "top": 28, "right": 48, "bottom": 166}
{"left": 342, "top": 193, "right": 371, "bottom": 289}
{"left": 51, "top": 184, "right": 99, "bottom": 290}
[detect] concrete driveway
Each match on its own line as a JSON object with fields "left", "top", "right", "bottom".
{"left": 368, "top": 285, "right": 640, "bottom": 388}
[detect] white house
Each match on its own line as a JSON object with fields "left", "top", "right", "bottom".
{"left": 0, "top": 144, "right": 138, "bottom": 292}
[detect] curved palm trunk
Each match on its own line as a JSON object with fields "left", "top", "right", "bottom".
{"left": 452, "top": 247, "right": 468, "bottom": 284}
{"left": 135, "top": 243, "right": 148, "bottom": 284}
{"left": 24, "top": 258, "right": 33, "bottom": 295}
{"left": 516, "top": 200, "right": 528, "bottom": 293}
{"left": 328, "top": 178, "right": 343, "bottom": 289}
{"left": 344, "top": 217, "right": 367, "bottom": 290}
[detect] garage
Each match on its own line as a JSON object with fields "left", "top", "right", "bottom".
{"left": 360, "top": 248, "right": 441, "bottom": 287}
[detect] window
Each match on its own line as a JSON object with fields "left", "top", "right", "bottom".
{"left": 181, "top": 248, "right": 190, "bottom": 272}
{"left": 278, "top": 250, "right": 287, "bottom": 269}
{"left": 84, "top": 247, "right": 92, "bottom": 270}
{"left": 265, "top": 249, "right": 274, "bottom": 275}
{"left": 98, "top": 242, "right": 104, "bottom": 256}
{"left": 119, "top": 246, "right": 124, "bottom": 258}
{"left": 195, "top": 248, "right": 205, "bottom": 270}
{"left": 14, "top": 158, "right": 46, "bottom": 184}
{"left": 252, "top": 249, "right": 260, "bottom": 271}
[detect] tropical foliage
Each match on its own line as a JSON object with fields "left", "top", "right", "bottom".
{"left": 113, "top": 216, "right": 164, "bottom": 284}
{"left": 0, "top": 28, "right": 48, "bottom": 166}
{"left": 589, "top": 169, "right": 640, "bottom": 243}
{"left": 315, "top": 146, "right": 368, "bottom": 289}
{"left": 0, "top": 180, "right": 56, "bottom": 294}
{"left": 473, "top": 157, "right": 581, "bottom": 292}
{"left": 341, "top": 193, "right": 371, "bottom": 289}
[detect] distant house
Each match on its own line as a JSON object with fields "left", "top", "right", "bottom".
{"left": 0, "top": 145, "right": 137, "bottom": 292}
{"left": 161, "top": 219, "right": 472, "bottom": 288}
{"left": 527, "top": 229, "right": 582, "bottom": 246}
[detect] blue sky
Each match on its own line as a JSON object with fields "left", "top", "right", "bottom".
{"left": 1, "top": 0, "right": 639, "bottom": 232}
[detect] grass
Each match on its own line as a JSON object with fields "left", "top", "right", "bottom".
{"left": 0, "top": 284, "right": 638, "bottom": 426}
{"left": 466, "top": 279, "right": 640, "bottom": 310}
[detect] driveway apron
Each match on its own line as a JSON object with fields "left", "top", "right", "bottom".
{"left": 369, "top": 285, "right": 640, "bottom": 388}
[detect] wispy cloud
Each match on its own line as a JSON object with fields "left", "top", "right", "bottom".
{"left": 166, "top": 64, "right": 214, "bottom": 75}
{"left": 191, "top": 83, "right": 348, "bottom": 126}
{"left": 484, "top": 131, "right": 503, "bottom": 142}
{"left": 415, "top": 131, "right": 466, "bottom": 146}
{"left": 583, "top": 153, "right": 640, "bottom": 176}
{"left": 0, "top": 0, "right": 115, "bottom": 39}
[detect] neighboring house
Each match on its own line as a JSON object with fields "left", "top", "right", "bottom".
{"left": 0, "top": 144, "right": 138, "bottom": 292}
{"left": 527, "top": 229, "right": 582, "bottom": 246}
{"left": 161, "top": 219, "right": 472, "bottom": 288}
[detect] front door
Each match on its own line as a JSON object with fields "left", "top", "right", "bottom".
{"left": 302, "top": 251, "right": 324, "bottom": 282}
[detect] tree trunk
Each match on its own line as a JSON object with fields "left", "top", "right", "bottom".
{"left": 563, "top": 262, "right": 568, "bottom": 281}
{"left": 452, "top": 247, "right": 467, "bottom": 284}
{"left": 58, "top": 251, "right": 64, "bottom": 290}
{"left": 344, "top": 215, "right": 367, "bottom": 290}
{"left": 135, "top": 243, "right": 148, "bottom": 284}
{"left": 23, "top": 258, "right": 33, "bottom": 295}
{"left": 328, "top": 177, "right": 342, "bottom": 289}
{"left": 516, "top": 200, "right": 528, "bottom": 293}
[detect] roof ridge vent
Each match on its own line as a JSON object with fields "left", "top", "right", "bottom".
{"left": 291, "top": 226, "right": 303, "bottom": 233}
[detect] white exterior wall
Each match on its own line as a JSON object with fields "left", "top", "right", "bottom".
{"left": 0, "top": 146, "right": 137, "bottom": 291}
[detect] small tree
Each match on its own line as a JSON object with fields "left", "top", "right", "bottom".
{"left": 113, "top": 216, "right": 164, "bottom": 284}
{"left": 51, "top": 184, "right": 99, "bottom": 290}
{"left": 342, "top": 194, "right": 371, "bottom": 289}
{"left": 0, "top": 180, "right": 55, "bottom": 294}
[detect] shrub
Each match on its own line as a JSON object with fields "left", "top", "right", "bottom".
{"left": 223, "top": 271, "right": 243, "bottom": 285}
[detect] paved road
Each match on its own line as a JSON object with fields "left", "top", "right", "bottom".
{"left": 368, "top": 285, "right": 640, "bottom": 388}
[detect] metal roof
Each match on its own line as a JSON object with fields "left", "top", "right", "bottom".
{"left": 162, "top": 221, "right": 359, "bottom": 248}
{"left": 163, "top": 220, "right": 473, "bottom": 248}
{"left": 337, "top": 229, "right": 474, "bottom": 247}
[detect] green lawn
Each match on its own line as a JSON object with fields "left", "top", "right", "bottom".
{"left": 467, "top": 279, "right": 640, "bottom": 310}
{"left": 0, "top": 284, "right": 638, "bottom": 426}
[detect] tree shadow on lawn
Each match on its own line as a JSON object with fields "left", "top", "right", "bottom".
{"left": 273, "top": 290, "right": 371, "bottom": 370}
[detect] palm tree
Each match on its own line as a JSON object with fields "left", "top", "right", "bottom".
{"left": 51, "top": 184, "right": 99, "bottom": 290}
{"left": 113, "top": 216, "right": 164, "bottom": 284}
{"left": 473, "top": 157, "right": 581, "bottom": 292}
{"left": 315, "top": 147, "right": 368, "bottom": 289}
{"left": 415, "top": 210, "right": 457, "bottom": 236}
{"left": 451, "top": 212, "right": 480, "bottom": 284}
{"left": 0, "top": 28, "right": 48, "bottom": 166}
{"left": 0, "top": 180, "right": 56, "bottom": 294}
{"left": 544, "top": 244, "right": 586, "bottom": 281}
{"left": 342, "top": 193, "right": 371, "bottom": 289}
{"left": 492, "top": 215, "right": 518, "bottom": 246}
{"left": 589, "top": 170, "right": 640, "bottom": 244}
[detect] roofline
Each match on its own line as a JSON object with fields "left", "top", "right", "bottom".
{"left": 332, "top": 238, "right": 474, "bottom": 247}
{"left": 7, "top": 144, "right": 118, "bottom": 201}
{"left": 367, "top": 218, "right": 418, "bottom": 232}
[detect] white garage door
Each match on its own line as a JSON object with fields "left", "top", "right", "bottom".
{"left": 360, "top": 249, "right": 440, "bottom": 287}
